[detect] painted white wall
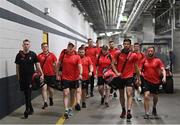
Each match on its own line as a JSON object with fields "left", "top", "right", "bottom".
{"left": 0, "top": 0, "right": 97, "bottom": 79}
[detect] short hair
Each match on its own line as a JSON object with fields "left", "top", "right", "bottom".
{"left": 68, "top": 42, "right": 75, "bottom": 47}
{"left": 41, "top": 42, "right": 48, "bottom": 47}
{"left": 102, "top": 45, "right": 108, "bottom": 50}
{"left": 78, "top": 46, "right": 85, "bottom": 51}
{"left": 123, "top": 38, "right": 131, "bottom": 44}
{"left": 147, "top": 46, "right": 155, "bottom": 51}
{"left": 134, "top": 42, "right": 140, "bottom": 46}
{"left": 23, "top": 39, "right": 30, "bottom": 43}
{"left": 109, "top": 40, "right": 114, "bottom": 43}
{"left": 88, "top": 38, "right": 92, "bottom": 41}
{"left": 96, "top": 39, "right": 100, "bottom": 43}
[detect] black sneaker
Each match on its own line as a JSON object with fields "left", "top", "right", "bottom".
{"left": 113, "top": 92, "right": 117, "bottom": 98}
{"left": 24, "top": 110, "right": 28, "bottom": 119}
{"left": 144, "top": 114, "right": 150, "bottom": 119}
{"left": 152, "top": 107, "right": 157, "bottom": 116}
{"left": 75, "top": 103, "right": 81, "bottom": 111}
{"left": 120, "top": 110, "right": 126, "bottom": 118}
{"left": 64, "top": 110, "right": 69, "bottom": 119}
{"left": 101, "top": 97, "right": 104, "bottom": 105}
{"left": 82, "top": 102, "right": 86, "bottom": 108}
{"left": 42, "top": 102, "right": 48, "bottom": 109}
{"left": 49, "top": 97, "right": 54, "bottom": 106}
{"left": 105, "top": 102, "right": 109, "bottom": 107}
{"left": 127, "top": 112, "right": 132, "bottom": 120}
{"left": 29, "top": 106, "right": 34, "bottom": 115}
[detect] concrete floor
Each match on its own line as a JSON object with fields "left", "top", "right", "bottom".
{"left": 1, "top": 77, "right": 180, "bottom": 124}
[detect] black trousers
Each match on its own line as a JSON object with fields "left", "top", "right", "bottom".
{"left": 23, "top": 88, "right": 33, "bottom": 111}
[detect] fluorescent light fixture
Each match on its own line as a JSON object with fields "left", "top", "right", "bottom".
{"left": 106, "top": 32, "right": 112, "bottom": 37}
{"left": 99, "top": 33, "right": 106, "bottom": 36}
{"left": 89, "top": 22, "right": 93, "bottom": 26}
{"left": 117, "top": 0, "right": 127, "bottom": 28}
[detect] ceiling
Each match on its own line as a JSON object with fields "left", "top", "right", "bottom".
{"left": 71, "top": 0, "right": 173, "bottom": 35}
{"left": 71, "top": 0, "right": 137, "bottom": 33}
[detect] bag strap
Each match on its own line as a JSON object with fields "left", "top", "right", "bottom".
{"left": 121, "top": 52, "right": 132, "bottom": 73}
{"left": 96, "top": 53, "right": 112, "bottom": 66}
{"left": 42, "top": 53, "right": 50, "bottom": 68}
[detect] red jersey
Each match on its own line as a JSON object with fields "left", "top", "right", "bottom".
{"left": 97, "top": 53, "right": 112, "bottom": 77}
{"left": 141, "top": 57, "right": 164, "bottom": 84}
{"left": 116, "top": 52, "right": 138, "bottom": 79}
{"left": 85, "top": 46, "right": 98, "bottom": 74}
{"left": 38, "top": 52, "right": 57, "bottom": 76}
{"left": 109, "top": 48, "right": 119, "bottom": 58}
{"left": 81, "top": 56, "right": 93, "bottom": 80}
{"left": 135, "top": 52, "right": 145, "bottom": 67}
{"left": 96, "top": 47, "right": 102, "bottom": 55}
{"left": 59, "top": 52, "right": 81, "bottom": 81}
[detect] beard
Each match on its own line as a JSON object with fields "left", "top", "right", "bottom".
{"left": 148, "top": 53, "right": 154, "bottom": 57}
{"left": 121, "top": 48, "right": 130, "bottom": 54}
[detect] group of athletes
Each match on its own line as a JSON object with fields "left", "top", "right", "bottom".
{"left": 15, "top": 38, "right": 166, "bottom": 120}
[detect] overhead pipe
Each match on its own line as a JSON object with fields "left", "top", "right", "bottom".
{"left": 123, "top": 0, "right": 157, "bottom": 34}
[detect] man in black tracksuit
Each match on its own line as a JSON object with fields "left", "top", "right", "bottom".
{"left": 15, "top": 39, "right": 44, "bottom": 119}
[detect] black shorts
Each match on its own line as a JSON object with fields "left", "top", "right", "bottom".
{"left": 133, "top": 74, "right": 138, "bottom": 89}
{"left": 44, "top": 75, "right": 56, "bottom": 86}
{"left": 118, "top": 77, "right": 134, "bottom": 89}
{"left": 97, "top": 77, "right": 106, "bottom": 86}
{"left": 142, "top": 78, "right": 160, "bottom": 94}
{"left": 62, "top": 80, "right": 79, "bottom": 89}
{"left": 81, "top": 80, "right": 89, "bottom": 89}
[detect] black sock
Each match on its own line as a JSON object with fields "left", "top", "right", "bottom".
{"left": 128, "top": 110, "right": 131, "bottom": 113}
{"left": 122, "top": 108, "right": 126, "bottom": 112}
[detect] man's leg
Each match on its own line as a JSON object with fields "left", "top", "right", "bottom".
{"left": 126, "top": 86, "right": 133, "bottom": 119}
{"left": 119, "top": 89, "right": 126, "bottom": 118}
{"left": 48, "top": 86, "right": 54, "bottom": 106}
{"left": 144, "top": 91, "right": 150, "bottom": 119}
{"left": 41, "top": 84, "right": 48, "bottom": 109}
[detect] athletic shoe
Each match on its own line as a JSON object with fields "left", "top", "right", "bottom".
{"left": 75, "top": 103, "right": 81, "bottom": 111}
{"left": 137, "top": 97, "right": 142, "bottom": 101}
{"left": 68, "top": 109, "right": 73, "bottom": 117}
{"left": 24, "top": 110, "right": 28, "bottom": 119}
{"left": 49, "top": 97, "right": 54, "bottom": 106}
{"left": 113, "top": 92, "right": 117, "bottom": 98}
{"left": 64, "top": 110, "right": 69, "bottom": 119}
{"left": 127, "top": 112, "right": 132, "bottom": 120}
{"left": 152, "top": 107, "right": 157, "bottom": 116}
{"left": 144, "top": 114, "right": 150, "bottom": 119}
{"left": 42, "top": 102, "right": 48, "bottom": 109}
{"left": 105, "top": 102, "right": 109, "bottom": 107}
{"left": 120, "top": 110, "right": 126, "bottom": 118}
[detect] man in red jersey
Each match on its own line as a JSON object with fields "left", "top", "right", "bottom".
{"left": 140, "top": 47, "right": 166, "bottom": 119}
{"left": 56, "top": 42, "right": 82, "bottom": 119}
{"left": 38, "top": 43, "right": 57, "bottom": 109}
{"left": 114, "top": 39, "right": 140, "bottom": 121}
{"left": 75, "top": 46, "right": 93, "bottom": 109}
{"left": 96, "top": 39, "right": 102, "bottom": 54}
{"left": 96, "top": 45, "right": 115, "bottom": 107}
{"left": 108, "top": 40, "right": 119, "bottom": 98}
{"left": 85, "top": 38, "right": 98, "bottom": 97}
{"left": 133, "top": 42, "right": 145, "bottom": 101}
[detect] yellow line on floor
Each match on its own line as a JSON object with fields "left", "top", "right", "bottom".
{"left": 56, "top": 116, "right": 65, "bottom": 125}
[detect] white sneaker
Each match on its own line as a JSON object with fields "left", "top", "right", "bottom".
{"left": 137, "top": 97, "right": 142, "bottom": 101}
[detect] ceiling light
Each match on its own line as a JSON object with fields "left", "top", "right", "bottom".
{"left": 89, "top": 22, "right": 93, "bottom": 26}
